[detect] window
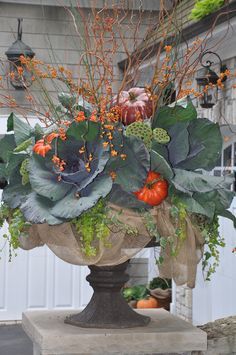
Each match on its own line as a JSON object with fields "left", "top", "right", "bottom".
{"left": 213, "top": 138, "right": 236, "bottom": 191}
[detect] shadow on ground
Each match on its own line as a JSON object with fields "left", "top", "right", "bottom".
{"left": 0, "top": 324, "right": 33, "bottom": 355}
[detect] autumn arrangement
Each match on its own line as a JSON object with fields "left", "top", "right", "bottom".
{"left": 0, "top": 3, "right": 234, "bottom": 285}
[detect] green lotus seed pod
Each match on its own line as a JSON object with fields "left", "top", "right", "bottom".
{"left": 126, "top": 122, "right": 153, "bottom": 149}
{"left": 153, "top": 128, "right": 170, "bottom": 144}
{"left": 20, "top": 158, "right": 30, "bottom": 186}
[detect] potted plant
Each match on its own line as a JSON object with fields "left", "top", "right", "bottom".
{"left": 123, "top": 278, "right": 171, "bottom": 310}
{"left": 0, "top": 4, "right": 234, "bottom": 329}
{"left": 149, "top": 278, "right": 172, "bottom": 311}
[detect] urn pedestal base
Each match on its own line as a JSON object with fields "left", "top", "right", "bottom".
{"left": 65, "top": 261, "right": 150, "bottom": 328}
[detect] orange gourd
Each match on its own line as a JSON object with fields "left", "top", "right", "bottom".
{"left": 134, "top": 171, "right": 168, "bottom": 206}
{"left": 136, "top": 296, "right": 159, "bottom": 309}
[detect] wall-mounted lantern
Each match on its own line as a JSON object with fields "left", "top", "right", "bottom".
{"left": 196, "top": 51, "right": 227, "bottom": 109}
{"left": 5, "top": 18, "right": 35, "bottom": 90}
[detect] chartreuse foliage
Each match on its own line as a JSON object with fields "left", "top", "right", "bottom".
{"left": 191, "top": 213, "right": 225, "bottom": 280}
{"left": 0, "top": 203, "right": 31, "bottom": 261}
{"left": 71, "top": 199, "right": 110, "bottom": 257}
{"left": 190, "top": 0, "right": 225, "bottom": 21}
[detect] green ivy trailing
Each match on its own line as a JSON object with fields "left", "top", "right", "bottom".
{"left": 71, "top": 199, "right": 143, "bottom": 257}
{"left": 170, "top": 202, "right": 187, "bottom": 243}
{"left": 190, "top": 0, "right": 225, "bottom": 21}
{"left": 191, "top": 214, "right": 225, "bottom": 280}
{"left": 203, "top": 217, "right": 225, "bottom": 280}
{"left": 71, "top": 199, "right": 110, "bottom": 257}
{"left": 143, "top": 211, "right": 160, "bottom": 240}
{"left": 158, "top": 200, "right": 188, "bottom": 260}
{"left": 0, "top": 204, "right": 31, "bottom": 261}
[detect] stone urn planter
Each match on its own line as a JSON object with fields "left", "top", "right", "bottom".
{"left": 18, "top": 224, "right": 158, "bottom": 329}
{"left": 64, "top": 239, "right": 160, "bottom": 329}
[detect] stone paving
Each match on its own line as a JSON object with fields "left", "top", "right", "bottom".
{"left": 0, "top": 324, "right": 33, "bottom": 355}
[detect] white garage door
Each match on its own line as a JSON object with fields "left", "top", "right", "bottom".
{"left": 0, "top": 234, "right": 92, "bottom": 321}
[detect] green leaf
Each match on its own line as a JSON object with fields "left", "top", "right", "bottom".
{"left": 13, "top": 116, "right": 32, "bottom": 145}
{"left": 176, "top": 193, "right": 215, "bottom": 219}
{"left": 150, "top": 150, "right": 174, "bottom": 180}
{"left": 51, "top": 174, "right": 113, "bottom": 219}
{"left": 66, "top": 121, "right": 100, "bottom": 142}
{"left": 14, "top": 138, "right": 33, "bottom": 152}
{"left": 20, "top": 192, "right": 63, "bottom": 225}
{"left": 193, "top": 188, "right": 235, "bottom": 223}
{"left": 2, "top": 171, "right": 31, "bottom": 208}
{"left": 108, "top": 184, "right": 150, "bottom": 209}
{"left": 177, "top": 118, "right": 222, "bottom": 171}
{"left": 152, "top": 97, "right": 197, "bottom": 130}
{"left": 0, "top": 163, "right": 6, "bottom": 179}
{"left": 151, "top": 141, "right": 168, "bottom": 160}
{"left": 172, "top": 169, "right": 233, "bottom": 194}
{"left": 108, "top": 136, "right": 150, "bottom": 192}
{"left": 218, "top": 209, "right": 236, "bottom": 227}
{"left": 167, "top": 122, "right": 189, "bottom": 166}
{"left": 58, "top": 93, "right": 76, "bottom": 109}
{"left": 77, "top": 96, "right": 92, "bottom": 115}
{"left": 5, "top": 152, "right": 27, "bottom": 177}
{"left": 86, "top": 121, "right": 100, "bottom": 141}
{"left": 7, "top": 113, "right": 14, "bottom": 132}
{"left": 0, "top": 134, "right": 16, "bottom": 162}
{"left": 32, "top": 123, "right": 44, "bottom": 140}
{"left": 29, "top": 155, "right": 72, "bottom": 202}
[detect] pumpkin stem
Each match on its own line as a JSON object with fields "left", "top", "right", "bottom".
{"left": 129, "top": 92, "right": 136, "bottom": 101}
{"left": 146, "top": 177, "right": 163, "bottom": 188}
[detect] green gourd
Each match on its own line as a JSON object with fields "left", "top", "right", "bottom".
{"left": 126, "top": 122, "right": 153, "bottom": 149}
{"left": 153, "top": 128, "right": 170, "bottom": 144}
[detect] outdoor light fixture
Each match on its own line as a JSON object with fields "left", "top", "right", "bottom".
{"left": 5, "top": 18, "right": 35, "bottom": 90}
{"left": 196, "top": 51, "right": 227, "bottom": 109}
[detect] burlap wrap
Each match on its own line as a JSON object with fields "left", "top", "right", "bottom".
{"left": 18, "top": 202, "right": 204, "bottom": 287}
{"left": 153, "top": 202, "right": 204, "bottom": 288}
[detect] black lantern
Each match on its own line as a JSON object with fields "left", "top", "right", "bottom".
{"left": 196, "top": 51, "right": 227, "bottom": 109}
{"left": 5, "top": 18, "right": 35, "bottom": 90}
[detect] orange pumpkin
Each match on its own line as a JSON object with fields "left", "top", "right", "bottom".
{"left": 134, "top": 171, "right": 168, "bottom": 206}
{"left": 136, "top": 296, "right": 159, "bottom": 309}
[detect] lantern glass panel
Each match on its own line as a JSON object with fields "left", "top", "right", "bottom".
{"left": 199, "top": 85, "right": 218, "bottom": 109}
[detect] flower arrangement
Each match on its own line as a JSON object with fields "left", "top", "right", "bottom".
{"left": 0, "top": 3, "right": 235, "bottom": 285}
